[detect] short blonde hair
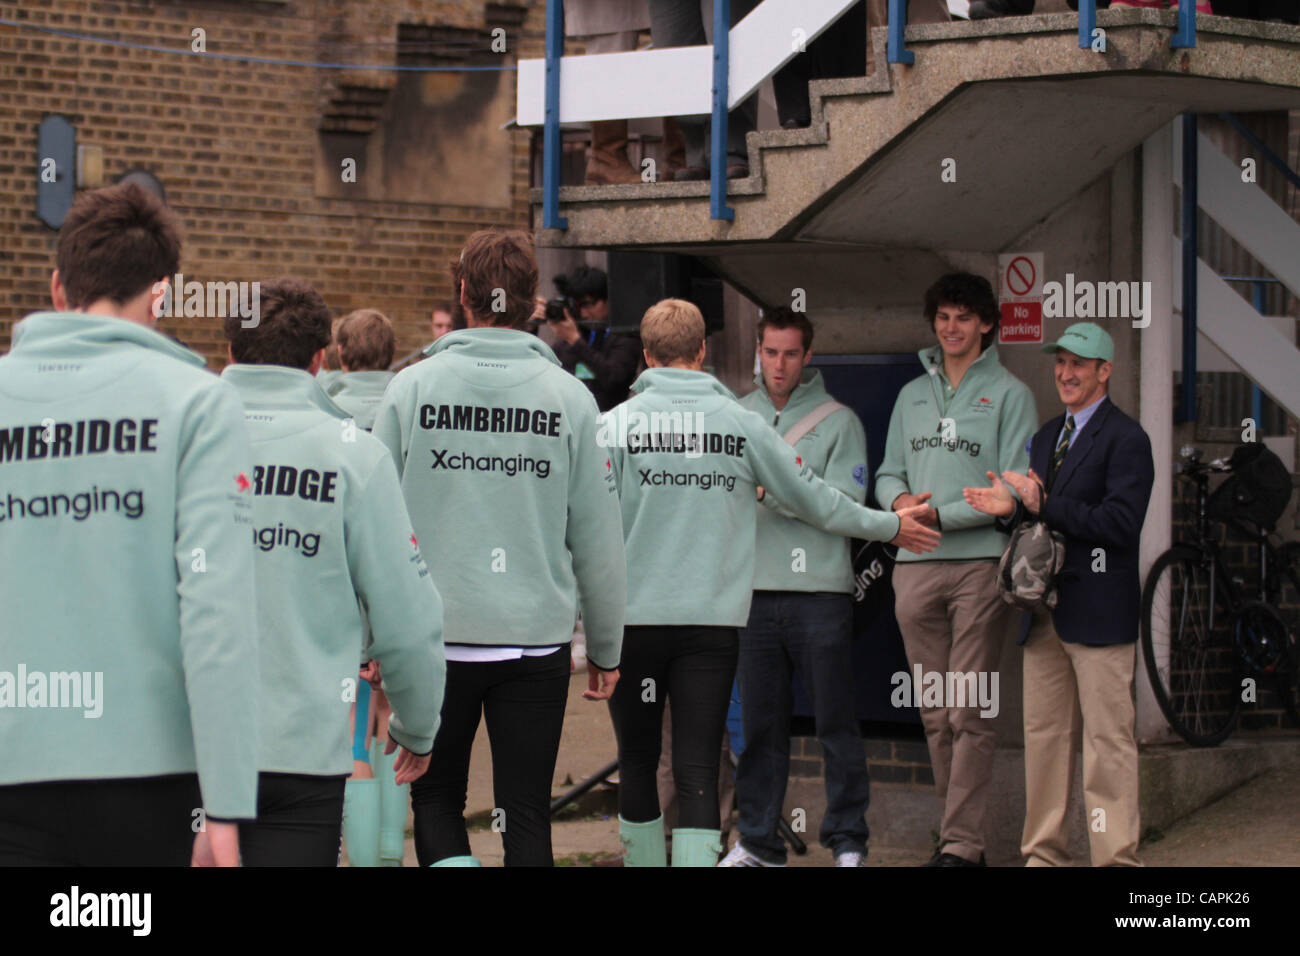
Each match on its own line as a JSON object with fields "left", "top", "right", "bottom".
{"left": 335, "top": 308, "right": 395, "bottom": 370}
{"left": 641, "top": 298, "right": 704, "bottom": 365}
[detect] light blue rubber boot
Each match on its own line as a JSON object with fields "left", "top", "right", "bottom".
{"left": 342, "top": 779, "right": 381, "bottom": 867}
{"left": 618, "top": 815, "right": 667, "bottom": 867}
{"left": 370, "top": 737, "right": 410, "bottom": 866}
{"left": 670, "top": 828, "right": 724, "bottom": 867}
{"left": 430, "top": 856, "right": 482, "bottom": 866}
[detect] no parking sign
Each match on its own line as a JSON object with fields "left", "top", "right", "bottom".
{"left": 998, "top": 252, "right": 1043, "bottom": 344}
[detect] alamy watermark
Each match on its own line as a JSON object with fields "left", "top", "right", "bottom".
{"left": 890, "top": 665, "right": 999, "bottom": 718}
{"left": 1042, "top": 274, "right": 1151, "bottom": 329}
{"left": 0, "top": 665, "right": 103, "bottom": 718}
{"left": 596, "top": 407, "right": 711, "bottom": 458}
{"left": 151, "top": 274, "right": 260, "bottom": 328}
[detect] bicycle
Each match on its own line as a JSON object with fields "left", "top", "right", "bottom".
{"left": 1140, "top": 445, "right": 1300, "bottom": 747}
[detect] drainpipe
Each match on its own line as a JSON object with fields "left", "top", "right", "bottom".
{"left": 1138, "top": 121, "right": 1175, "bottom": 744}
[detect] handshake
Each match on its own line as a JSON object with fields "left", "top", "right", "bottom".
{"left": 890, "top": 493, "right": 943, "bottom": 555}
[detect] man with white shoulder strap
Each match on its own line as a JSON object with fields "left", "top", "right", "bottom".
{"left": 720, "top": 307, "right": 874, "bottom": 868}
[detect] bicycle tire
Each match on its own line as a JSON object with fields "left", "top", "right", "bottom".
{"left": 1141, "top": 546, "right": 1242, "bottom": 746}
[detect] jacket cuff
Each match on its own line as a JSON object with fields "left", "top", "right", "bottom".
{"left": 386, "top": 725, "right": 434, "bottom": 758}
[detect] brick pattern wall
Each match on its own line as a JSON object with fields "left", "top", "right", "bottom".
{"left": 0, "top": 0, "right": 546, "bottom": 367}
{"left": 789, "top": 735, "right": 933, "bottom": 786}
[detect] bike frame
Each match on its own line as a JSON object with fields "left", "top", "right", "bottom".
{"left": 1187, "top": 463, "right": 1279, "bottom": 630}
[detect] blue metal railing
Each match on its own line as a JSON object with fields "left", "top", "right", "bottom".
{"left": 1193, "top": 116, "right": 1300, "bottom": 427}
{"left": 542, "top": 0, "right": 567, "bottom": 231}
{"left": 888, "top": 0, "right": 914, "bottom": 65}
{"left": 1077, "top": 0, "right": 1097, "bottom": 50}
{"left": 1221, "top": 276, "right": 1285, "bottom": 426}
{"left": 711, "top": 0, "right": 735, "bottom": 222}
{"left": 1170, "top": 0, "right": 1198, "bottom": 49}
{"left": 1219, "top": 112, "right": 1300, "bottom": 191}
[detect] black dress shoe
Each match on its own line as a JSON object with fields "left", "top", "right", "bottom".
{"left": 935, "top": 852, "right": 987, "bottom": 867}
{"left": 672, "top": 166, "right": 708, "bottom": 182}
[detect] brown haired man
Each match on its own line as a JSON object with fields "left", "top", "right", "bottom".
{"left": 875, "top": 273, "right": 1038, "bottom": 866}
{"left": 0, "top": 183, "right": 259, "bottom": 866}
{"left": 722, "top": 306, "right": 874, "bottom": 867}
{"left": 220, "top": 279, "right": 445, "bottom": 867}
{"left": 430, "top": 302, "right": 456, "bottom": 343}
{"left": 373, "top": 229, "right": 627, "bottom": 866}
{"left": 327, "top": 309, "right": 397, "bottom": 431}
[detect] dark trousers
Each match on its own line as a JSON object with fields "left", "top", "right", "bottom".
{"left": 609, "top": 625, "right": 739, "bottom": 829}
{"left": 411, "top": 650, "right": 569, "bottom": 867}
{"left": 0, "top": 774, "right": 200, "bottom": 866}
{"left": 736, "top": 591, "right": 870, "bottom": 863}
{"left": 773, "top": 1, "right": 867, "bottom": 128}
{"left": 647, "top": 0, "right": 761, "bottom": 167}
{"left": 238, "top": 772, "right": 346, "bottom": 867}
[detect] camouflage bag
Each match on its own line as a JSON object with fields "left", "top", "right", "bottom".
{"left": 997, "top": 518, "right": 1066, "bottom": 611}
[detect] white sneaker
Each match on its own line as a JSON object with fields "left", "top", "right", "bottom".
{"left": 717, "top": 843, "right": 785, "bottom": 867}
{"left": 834, "top": 851, "right": 867, "bottom": 867}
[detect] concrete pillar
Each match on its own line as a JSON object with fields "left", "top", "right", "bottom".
{"left": 1137, "top": 121, "right": 1176, "bottom": 745}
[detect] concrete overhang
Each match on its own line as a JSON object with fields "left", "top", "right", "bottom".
{"left": 531, "top": 10, "right": 1300, "bottom": 266}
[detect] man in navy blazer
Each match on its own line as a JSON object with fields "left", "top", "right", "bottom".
{"left": 964, "top": 322, "right": 1154, "bottom": 866}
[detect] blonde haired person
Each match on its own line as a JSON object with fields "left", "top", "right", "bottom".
{"left": 603, "top": 299, "right": 938, "bottom": 866}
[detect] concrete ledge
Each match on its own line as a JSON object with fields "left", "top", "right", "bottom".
{"left": 783, "top": 736, "right": 1300, "bottom": 865}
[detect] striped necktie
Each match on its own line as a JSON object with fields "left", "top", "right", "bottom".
{"left": 1049, "top": 415, "right": 1076, "bottom": 488}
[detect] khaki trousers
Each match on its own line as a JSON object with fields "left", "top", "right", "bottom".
{"left": 1022, "top": 612, "right": 1141, "bottom": 867}
{"left": 893, "top": 560, "right": 1006, "bottom": 862}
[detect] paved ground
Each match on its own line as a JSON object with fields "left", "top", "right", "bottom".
{"left": 370, "top": 671, "right": 1300, "bottom": 867}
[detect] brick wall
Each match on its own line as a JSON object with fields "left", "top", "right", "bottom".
{"left": 0, "top": 0, "right": 546, "bottom": 367}
{"left": 789, "top": 735, "right": 933, "bottom": 786}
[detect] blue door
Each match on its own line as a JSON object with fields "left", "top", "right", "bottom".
{"left": 790, "top": 354, "right": 923, "bottom": 727}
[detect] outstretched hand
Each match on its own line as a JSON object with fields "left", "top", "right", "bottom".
{"left": 891, "top": 504, "right": 941, "bottom": 554}
{"left": 962, "top": 471, "right": 1016, "bottom": 517}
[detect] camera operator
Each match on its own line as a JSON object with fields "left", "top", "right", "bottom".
{"left": 547, "top": 265, "right": 642, "bottom": 411}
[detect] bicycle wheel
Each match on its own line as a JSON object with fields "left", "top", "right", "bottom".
{"left": 1141, "top": 547, "right": 1242, "bottom": 746}
{"left": 1271, "top": 541, "right": 1300, "bottom": 726}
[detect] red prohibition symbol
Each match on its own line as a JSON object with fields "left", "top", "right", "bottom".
{"left": 1006, "top": 256, "right": 1035, "bottom": 297}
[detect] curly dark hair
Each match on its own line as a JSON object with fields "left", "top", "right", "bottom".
{"left": 224, "top": 278, "right": 332, "bottom": 369}
{"left": 923, "top": 273, "right": 1000, "bottom": 350}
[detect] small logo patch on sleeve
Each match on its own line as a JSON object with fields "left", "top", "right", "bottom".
{"left": 853, "top": 464, "right": 866, "bottom": 487}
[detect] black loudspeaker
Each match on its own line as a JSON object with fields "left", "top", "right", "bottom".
{"left": 606, "top": 251, "right": 725, "bottom": 336}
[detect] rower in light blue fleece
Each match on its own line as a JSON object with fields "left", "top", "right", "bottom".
{"left": 0, "top": 183, "right": 258, "bottom": 867}
{"left": 322, "top": 306, "right": 406, "bottom": 865}
{"left": 221, "top": 279, "right": 444, "bottom": 867}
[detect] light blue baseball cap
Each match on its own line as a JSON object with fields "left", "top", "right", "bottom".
{"left": 1041, "top": 322, "right": 1114, "bottom": 362}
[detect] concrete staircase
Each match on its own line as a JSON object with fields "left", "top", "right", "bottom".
{"left": 531, "top": 10, "right": 1300, "bottom": 294}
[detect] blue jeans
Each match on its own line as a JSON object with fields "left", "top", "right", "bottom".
{"left": 736, "top": 591, "right": 870, "bottom": 863}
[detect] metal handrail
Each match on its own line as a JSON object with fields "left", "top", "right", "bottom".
{"left": 889, "top": 0, "right": 914, "bottom": 64}
{"left": 711, "top": 0, "right": 735, "bottom": 221}
{"left": 1219, "top": 112, "right": 1300, "bottom": 192}
{"left": 542, "top": 0, "right": 567, "bottom": 231}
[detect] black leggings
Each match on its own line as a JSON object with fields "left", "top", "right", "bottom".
{"left": 238, "top": 773, "right": 346, "bottom": 867}
{"left": 411, "top": 650, "right": 570, "bottom": 867}
{"left": 0, "top": 774, "right": 201, "bottom": 866}
{"left": 608, "top": 625, "right": 739, "bottom": 829}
